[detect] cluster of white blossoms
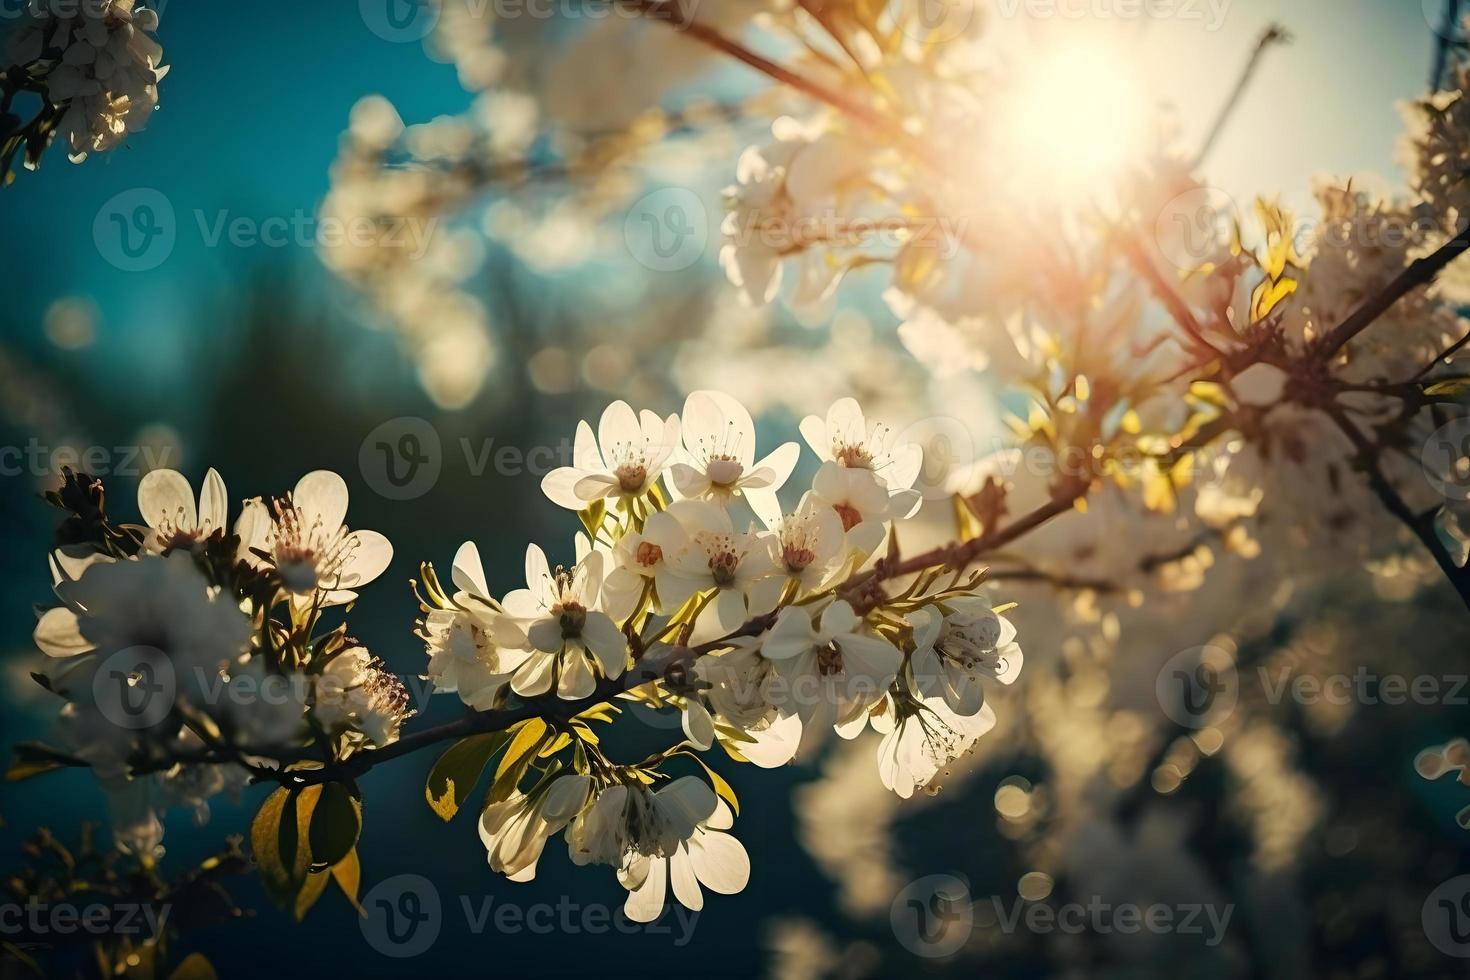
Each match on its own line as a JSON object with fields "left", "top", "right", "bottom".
{"left": 4, "top": 0, "right": 167, "bottom": 175}
{"left": 417, "top": 391, "right": 1020, "bottom": 920}
{"left": 28, "top": 468, "right": 407, "bottom": 857}
{"left": 696, "top": 6, "right": 1470, "bottom": 592}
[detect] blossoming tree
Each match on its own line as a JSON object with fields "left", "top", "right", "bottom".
{"left": 8, "top": 0, "right": 1470, "bottom": 973}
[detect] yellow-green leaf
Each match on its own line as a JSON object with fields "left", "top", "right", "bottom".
{"left": 489, "top": 719, "right": 548, "bottom": 804}
{"left": 293, "top": 867, "right": 330, "bottom": 922}
{"left": 332, "top": 849, "right": 364, "bottom": 915}
{"left": 425, "top": 732, "right": 511, "bottom": 822}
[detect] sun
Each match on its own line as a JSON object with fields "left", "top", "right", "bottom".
{"left": 995, "top": 39, "right": 1150, "bottom": 208}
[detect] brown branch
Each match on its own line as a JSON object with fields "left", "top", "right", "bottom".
{"left": 841, "top": 479, "right": 1091, "bottom": 610}
{"left": 1326, "top": 407, "right": 1470, "bottom": 611}
{"left": 1317, "top": 221, "right": 1470, "bottom": 358}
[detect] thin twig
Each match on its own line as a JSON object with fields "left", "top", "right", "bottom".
{"left": 1317, "top": 221, "right": 1470, "bottom": 358}
{"left": 1326, "top": 406, "right": 1470, "bottom": 611}
{"left": 1194, "top": 24, "right": 1290, "bottom": 168}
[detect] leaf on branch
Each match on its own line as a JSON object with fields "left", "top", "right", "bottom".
{"left": 293, "top": 866, "right": 330, "bottom": 923}
{"left": 489, "top": 719, "right": 549, "bottom": 805}
{"left": 6, "top": 742, "right": 86, "bottom": 782}
{"left": 332, "top": 849, "right": 364, "bottom": 915}
{"left": 307, "top": 782, "right": 361, "bottom": 869}
{"left": 425, "top": 731, "right": 512, "bottom": 822}
{"left": 1424, "top": 375, "right": 1470, "bottom": 398}
{"left": 252, "top": 785, "right": 342, "bottom": 917}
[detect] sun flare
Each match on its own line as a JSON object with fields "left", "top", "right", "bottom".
{"left": 997, "top": 40, "right": 1150, "bottom": 207}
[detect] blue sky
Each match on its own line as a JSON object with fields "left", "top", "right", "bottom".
{"left": 0, "top": 0, "right": 1451, "bottom": 383}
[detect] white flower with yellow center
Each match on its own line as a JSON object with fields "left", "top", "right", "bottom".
{"left": 235, "top": 471, "right": 393, "bottom": 607}
{"left": 757, "top": 492, "right": 848, "bottom": 596}
{"left": 668, "top": 390, "right": 799, "bottom": 514}
{"left": 808, "top": 460, "right": 892, "bottom": 559}
{"left": 34, "top": 550, "right": 249, "bottom": 671}
{"left": 760, "top": 600, "right": 902, "bottom": 760}
{"left": 312, "top": 645, "right": 413, "bottom": 748}
{"left": 493, "top": 541, "right": 627, "bottom": 700}
{"left": 480, "top": 773, "right": 593, "bottom": 882}
{"left": 800, "top": 397, "right": 923, "bottom": 516}
{"left": 421, "top": 541, "right": 531, "bottom": 710}
{"left": 601, "top": 506, "right": 693, "bottom": 621}
{"left": 696, "top": 642, "right": 804, "bottom": 768}
{"left": 876, "top": 695, "right": 998, "bottom": 800}
{"left": 568, "top": 777, "right": 750, "bottom": 923}
{"left": 135, "top": 467, "right": 228, "bottom": 553}
{"left": 13, "top": 0, "right": 169, "bottom": 162}
{"left": 658, "top": 501, "right": 781, "bottom": 637}
{"left": 906, "top": 598, "right": 1022, "bottom": 718}
{"left": 541, "top": 401, "right": 680, "bottom": 511}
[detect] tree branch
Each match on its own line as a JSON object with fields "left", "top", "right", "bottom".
{"left": 1317, "top": 221, "right": 1470, "bottom": 358}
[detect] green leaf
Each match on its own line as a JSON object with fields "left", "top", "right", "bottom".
{"left": 307, "top": 783, "right": 361, "bottom": 869}
{"left": 425, "top": 732, "right": 512, "bottom": 822}
{"left": 6, "top": 742, "right": 85, "bottom": 782}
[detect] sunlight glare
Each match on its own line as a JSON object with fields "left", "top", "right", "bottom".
{"left": 997, "top": 40, "right": 1149, "bottom": 207}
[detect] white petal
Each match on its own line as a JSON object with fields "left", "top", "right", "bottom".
{"left": 669, "top": 846, "right": 705, "bottom": 912}
{"left": 292, "top": 470, "right": 349, "bottom": 534}
{"left": 524, "top": 544, "right": 551, "bottom": 597}
{"left": 682, "top": 700, "right": 715, "bottom": 750}
{"left": 339, "top": 530, "right": 393, "bottom": 589}
{"left": 511, "top": 652, "right": 555, "bottom": 697}
{"left": 137, "top": 469, "right": 195, "bottom": 531}
{"left": 799, "top": 414, "right": 830, "bottom": 461}
{"left": 752, "top": 442, "right": 800, "bottom": 492}
{"left": 198, "top": 468, "right": 227, "bottom": 531}
{"left": 581, "top": 613, "right": 628, "bottom": 677}
{"left": 541, "top": 468, "right": 590, "bottom": 511}
{"left": 558, "top": 649, "right": 596, "bottom": 700}
{"left": 623, "top": 856, "right": 668, "bottom": 923}
{"left": 452, "top": 541, "right": 489, "bottom": 598}
{"left": 598, "top": 401, "right": 641, "bottom": 466}
{"left": 35, "top": 607, "right": 89, "bottom": 658}
{"left": 689, "top": 830, "right": 750, "bottom": 895}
